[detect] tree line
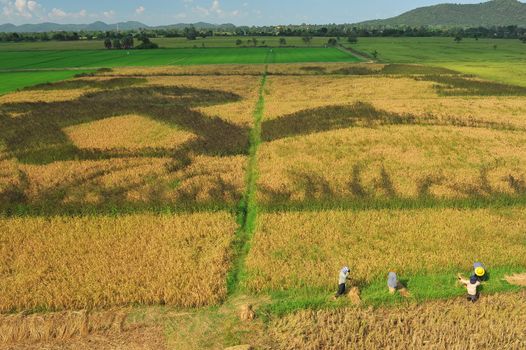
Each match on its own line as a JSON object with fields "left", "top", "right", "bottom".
{"left": 1, "top": 24, "right": 526, "bottom": 43}
{"left": 102, "top": 33, "right": 158, "bottom": 50}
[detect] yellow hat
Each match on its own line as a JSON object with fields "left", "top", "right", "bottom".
{"left": 475, "top": 267, "right": 485, "bottom": 277}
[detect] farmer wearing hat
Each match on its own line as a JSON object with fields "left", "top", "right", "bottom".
{"left": 336, "top": 266, "right": 350, "bottom": 297}
{"left": 473, "top": 262, "right": 486, "bottom": 282}
{"left": 459, "top": 275, "right": 481, "bottom": 302}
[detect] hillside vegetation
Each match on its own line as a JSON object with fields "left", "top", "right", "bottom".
{"left": 361, "top": 0, "right": 526, "bottom": 27}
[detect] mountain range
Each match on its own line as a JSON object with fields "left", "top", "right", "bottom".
{"left": 0, "top": 21, "right": 236, "bottom": 33}
{"left": 360, "top": 0, "right": 526, "bottom": 27}
{"left": 1, "top": 0, "right": 525, "bottom": 33}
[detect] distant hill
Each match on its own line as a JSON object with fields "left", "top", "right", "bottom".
{"left": 155, "top": 22, "right": 236, "bottom": 31}
{"left": 359, "top": 0, "right": 526, "bottom": 27}
{"left": 0, "top": 21, "right": 236, "bottom": 33}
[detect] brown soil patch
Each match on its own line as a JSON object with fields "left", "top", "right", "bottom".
{"left": 505, "top": 273, "right": 526, "bottom": 286}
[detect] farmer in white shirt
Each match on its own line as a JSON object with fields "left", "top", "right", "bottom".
{"left": 459, "top": 275, "right": 481, "bottom": 302}
{"left": 336, "top": 266, "right": 350, "bottom": 297}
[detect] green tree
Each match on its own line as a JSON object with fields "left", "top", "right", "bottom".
{"left": 302, "top": 35, "right": 313, "bottom": 46}
{"left": 122, "top": 35, "right": 134, "bottom": 49}
{"left": 454, "top": 35, "right": 463, "bottom": 43}
{"left": 347, "top": 36, "right": 358, "bottom": 44}
{"left": 184, "top": 26, "right": 198, "bottom": 40}
{"left": 372, "top": 50, "right": 379, "bottom": 59}
{"left": 136, "top": 35, "right": 159, "bottom": 49}
{"left": 104, "top": 38, "right": 112, "bottom": 49}
{"left": 279, "top": 37, "right": 287, "bottom": 46}
{"left": 327, "top": 38, "right": 338, "bottom": 46}
{"left": 112, "top": 38, "right": 122, "bottom": 49}
{"left": 251, "top": 37, "right": 258, "bottom": 46}
{"left": 235, "top": 39, "right": 243, "bottom": 46}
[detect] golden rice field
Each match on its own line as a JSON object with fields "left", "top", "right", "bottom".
{"left": 1, "top": 62, "right": 526, "bottom": 349}
{"left": 64, "top": 115, "right": 197, "bottom": 150}
{"left": 101, "top": 62, "right": 380, "bottom": 77}
{"left": 258, "top": 125, "right": 526, "bottom": 202}
{"left": 0, "top": 72, "right": 259, "bottom": 209}
{"left": 143, "top": 75, "right": 261, "bottom": 126}
{"left": 258, "top": 74, "right": 526, "bottom": 203}
{"left": 0, "top": 212, "right": 236, "bottom": 312}
{"left": 0, "top": 151, "right": 246, "bottom": 208}
{"left": 243, "top": 208, "right": 526, "bottom": 291}
{"left": 270, "top": 291, "right": 526, "bottom": 349}
{"left": 263, "top": 75, "right": 526, "bottom": 127}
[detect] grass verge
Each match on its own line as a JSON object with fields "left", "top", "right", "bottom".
{"left": 226, "top": 68, "right": 267, "bottom": 295}
{"left": 259, "top": 265, "right": 526, "bottom": 319}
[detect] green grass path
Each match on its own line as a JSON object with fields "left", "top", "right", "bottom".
{"left": 226, "top": 68, "right": 267, "bottom": 296}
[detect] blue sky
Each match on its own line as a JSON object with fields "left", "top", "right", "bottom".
{"left": 0, "top": 0, "right": 493, "bottom": 26}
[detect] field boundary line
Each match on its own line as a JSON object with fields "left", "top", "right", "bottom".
{"left": 337, "top": 45, "right": 375, "bottom": 63}
{"left": 226, "top": 66, "right": 267, "bottom": 296}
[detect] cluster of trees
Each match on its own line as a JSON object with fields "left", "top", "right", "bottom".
{"left": 103, "top": 34, "right": 158, "bottom": 50}
{"left": 181, "top": 26, "right": 214, "bottom": 40}
{"left": 0, "top": 31, "right": 111, "bottom": 42}
{"left": 233, "top": 36, "right": 357, "bottom": 47}
{"left": 233, "top": 24, "right": 526, "bottom": 40}
{"left": 1, "top": 24, "right": 526, "bottom": 44}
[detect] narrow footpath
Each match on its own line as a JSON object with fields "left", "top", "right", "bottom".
{"left": 226, "top": 67, "right": 268, "bottom": 296}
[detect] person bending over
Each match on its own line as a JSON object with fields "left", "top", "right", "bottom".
{"left": 459, "top": 274, "right": 481, "bottom": 303}
{"left": 336, "top": 266, "right": 350, "bottom": 297}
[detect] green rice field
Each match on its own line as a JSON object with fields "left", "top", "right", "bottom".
{"left": 0, "top": 47, "right": 359, "bottom": 70}
{"left": 351, "top": 37, "right": 526, "bottom": 86}
{"left": 0, "top": 70, "right": 93, "bottom": 95}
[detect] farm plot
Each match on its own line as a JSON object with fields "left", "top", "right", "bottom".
{"left": 243, "top": 208, "right": 526, "bottom": 294}
{"left": 0, "top": 212, "right": 236, "bottom": 312}
{"left": 0, "top": 73, "right": 261, "bottom": 212}
{"left": 244, "top": 67, "right": 526, "bottom": 309}
{"left": 0, "top": 70, "right": 94, "bottom": 95}
{"left": 270, "top": 291, "right": 526, "bottom": 349}
{"left": 263, "top": 75, "right": 526, "bottom": 127}
{"left": 0, "top": 48, "right": 359, "bottom": 70}
{"left": 258, "top": 125, "right": 526, "bottom": 203}
{"left": 258, "top": 74, "right": 526, "bottom": 205}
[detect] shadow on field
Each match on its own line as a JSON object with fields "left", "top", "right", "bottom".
{"left": 0, "top": 83, "right": 248, "bottom": 165}
{"left": 22, "top": 77, "right": 147, "bottom": 91}
{"left": 2, "top": 76, "right": 526, "bottom": 213}
{"left": 330, "top": 64, "right": 460, "bottom": 76}
{"left": 261, "top": 102, "right": 517, "bottom": 142}
{"left": 260, "top": 163, "right": 526, "bottom": 210}
{"left": 0, "top": 79, "right": 251, "bottom": 212}
{"left": 416, "top": 75, "right": 526, "bottom": 96}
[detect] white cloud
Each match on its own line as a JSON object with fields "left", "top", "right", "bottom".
{"left": 14, "top": 0, "right": 26, "bottom": 13}
{"left": 103, "top": 10, "right": 115, "bottom": 19}
{"left": 1, "top": 0, "right": 117, "bottom": 23}
{"left": 2, "top": 0, "right": 43, "bottom": 19}
{"left": 48, "top": 7, "right": 87, "bottom": 20}
{"left": 135, "top": 6, "right": 145, "bottom": 15}
{"left": 192, "top": 0, "right": 241, "bottom": 18}
{"left": 27, "top": 0, "right": 37, "bottom": 11}
{"left": 48, "top": 7, "right": 66, "bottom": 18}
